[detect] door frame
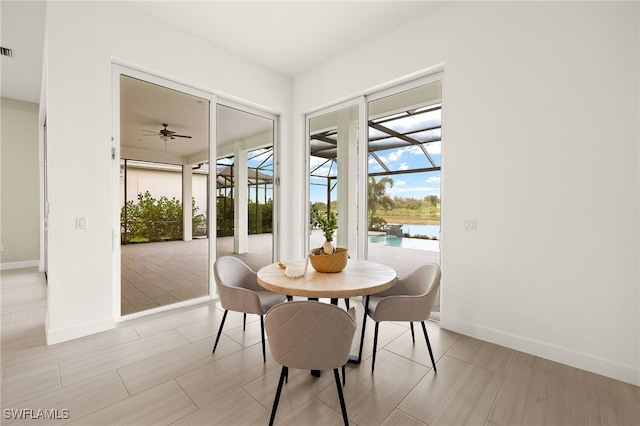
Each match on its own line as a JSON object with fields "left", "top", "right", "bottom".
{"left": 111, "top": 62, "right": 216, "bottom": 320}
{"left": 305, "top": 70, "right": 444, "bottom": 263}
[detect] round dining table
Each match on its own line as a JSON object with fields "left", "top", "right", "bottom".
{"left": 257, "top": 258, "right": 397, "bottom": 299}
{"left": 257, "top": 258, "right": 397, "bottom": 365}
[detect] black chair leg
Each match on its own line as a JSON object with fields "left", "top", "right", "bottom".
{"left": 410, "top": 322, "right": 415, "bottom": 343}
{"left": 355, "top": 295, "right": 370, "bottom": 363}
{"left": 344, "top": 298, "right": 350, "bottom": 310}
{"left": 342, "top": 365, "right": 346, "bottom": 385}
{"left": 421, "top": 321, "right": 437, "bottom": 372}
{"left": 334, "top": 369, "right": 349, "bottom": 426}
{"left": 243, "top": 313, "right": 246, "bottom": 331}
{"left": 260, "top": 315, "right": 266, "bottom": 363}
{"left": 372, "top": 322, "right": 379, "bottom": 373}
{"left": 269, "top": 366, "right": 288, "bottom": 426}
{"left": 212, "top": 310, "right": 228, "bottom": 353}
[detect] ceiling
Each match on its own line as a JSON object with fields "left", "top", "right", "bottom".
{"left": 1, "top": 1, "right": 438, "bottom": 103}
{"left": 1, "top": 1, "right": 438, "bottom": 161}
{"left": 120, "top": 75, "right": 274, "bottom": 162}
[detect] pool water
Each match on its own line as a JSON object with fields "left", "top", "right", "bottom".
{"left": 368, "top": 235, "right": 439, "bottom": 252}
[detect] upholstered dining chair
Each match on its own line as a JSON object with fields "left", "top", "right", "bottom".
{"left": 212, "top": 256, "right": 287, "bottom": 362}
{"left": 366, "top": 263, "right": 441, "bottom": 373}
{"left": 265, "top": 300, "right": 357, "bottom": 426}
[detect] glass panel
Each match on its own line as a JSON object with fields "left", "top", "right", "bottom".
{"left": 309, "top": 104, "right": 359, "bottom": 255}
{"left": 215, "top": 104, "right": 275, "bottom": 269}
{"left": 119, "top": 75, "right": 210, "bottom": 315}
{"left": 366, "top": 82, "right": 442, "bottom": 314}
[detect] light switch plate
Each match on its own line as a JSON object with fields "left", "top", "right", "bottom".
{"left": 76, "top": 217, "right": 88, "bottom": 230}
{"left": 464, "top": 218, "right": 477, "bottom": 231}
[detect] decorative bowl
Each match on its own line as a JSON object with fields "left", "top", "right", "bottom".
{"left": 309, "top": 247, "right": 348, "bottom": 273}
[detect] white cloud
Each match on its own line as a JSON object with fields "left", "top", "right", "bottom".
{"left": 426, "top": 142, "right": 441, "bottom": 155}
{"left": 310, "top": 156, "right": 328, "bottom": 167}
{"left": 387, "top": 151, "right": 401, "bottom": 162}
{"left": 425, "top": 176, "right": 441, "bottom": 183}
{"left": 387, "top": 186, "right": 439, "bottom": 195}
{"left": 398, "top": 162, "right": 410, "bottom": 170}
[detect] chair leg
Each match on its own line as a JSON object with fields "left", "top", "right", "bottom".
{"left": 421, "top": 321, "right": 437, "bottom": 373}
{"left": 243, "top": 313, "right": 246, "bottom": 331}
{"left": 342, "top": 364, "right": 346, "bottom": 385}
{"left": 372, "top": 322, "right": 379, "bottom": 373}
{"left": 356, "top": 295, "right": 370, "bottom": 363}
{"left": 410, "top": 322, "right": 415, "bottom": 343}
{"left": 269, "top": 366, "right": 288, "bottom": 426}
{"left": 260, "top": 315, "right": 266, "bottom": 363}
{"left": 344, "top": 298, "right": 350, "bottom": 310}
{"left": 212, "top": 310, "right": 228, "bottom": 353}
{"left": 333, "top": 369, "right": 349, "bottom": 426}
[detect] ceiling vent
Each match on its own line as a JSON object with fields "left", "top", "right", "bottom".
{"left": 1, "top": 47, "right": 13, "bottom": 58}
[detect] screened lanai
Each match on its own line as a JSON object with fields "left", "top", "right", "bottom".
{"left": 215, "top": 147, "right": 274, "bottom": 237}
{"left": 310, "top": 102, "right": 442, "bottom": 227}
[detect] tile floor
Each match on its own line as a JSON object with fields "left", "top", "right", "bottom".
{"left": 2, "top": 267, "right": 639, "bottom": 425}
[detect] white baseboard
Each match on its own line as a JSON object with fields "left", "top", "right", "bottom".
{"left": 440, "top": 317, "right": 640, "bottom": 387}
{"left": 45, "top": 317, "right": 116, "bottom": 345}
{"left": 0, "top": 260, "right": 40, "bottom": 270}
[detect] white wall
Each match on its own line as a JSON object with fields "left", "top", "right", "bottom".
{"left": 0, "top": 98, "right": 40, "bottom": 268}
{"left": 44, "top": 1, "right": 291, "bottom": 343}
{"left": 292, "top": 2, "right": 639, "bottom": 385}
{"left": 120, "top": 166, "right": 208, "bottom": 213}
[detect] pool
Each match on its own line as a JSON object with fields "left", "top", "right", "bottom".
{"left": 368, "top": 235, "right": 439, "bottom": 252}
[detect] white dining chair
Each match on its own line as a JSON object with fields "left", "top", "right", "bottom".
{"left": 366, "top": 263, "right": 441, "bottom": 373}
{"left": 265, "top": 300, "right": 357, "bottom": 426}
{"left": 212, "top": 256, "right": 287, "bottom": 362}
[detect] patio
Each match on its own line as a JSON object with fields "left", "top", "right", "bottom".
{"left": 121, "top": 231, "right": 440, "bottom": 315}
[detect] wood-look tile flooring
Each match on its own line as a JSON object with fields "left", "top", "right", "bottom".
{"left": 2, "top": 267, "right": 639, "bottom": 425}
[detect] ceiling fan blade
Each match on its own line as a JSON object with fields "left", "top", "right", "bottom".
{"left": 172, "top": 134, "right": 192, "bottom": 138}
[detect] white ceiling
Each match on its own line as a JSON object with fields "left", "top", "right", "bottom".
{"left": 128, "top": 1, "right": 437, "bottom": 77}
{"left": 0, "top": 1, "right": 46, "bottom": 104}
{"left": 1, "top": 1, "right": 437, "bottom": 161}
{"left": 1, "top": 1, "right": 437, "bottom": 103}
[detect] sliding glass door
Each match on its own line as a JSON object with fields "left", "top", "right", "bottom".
{"left": 306, "top": 76, "right": 442, "bottom": 315}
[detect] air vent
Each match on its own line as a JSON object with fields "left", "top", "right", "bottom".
{"left": 1, "top": 47, "right": 13, "bottom": 57}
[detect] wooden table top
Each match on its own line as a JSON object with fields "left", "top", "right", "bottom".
{"left": 257, "top": 259, "right": 397, "bottom": 298}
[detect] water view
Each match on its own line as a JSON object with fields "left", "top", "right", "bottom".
{"left": 398, "top": 224, "right": 440, "bottom": 238}
{"left": 368, "top": 223, "right": 440, "bottom": 252}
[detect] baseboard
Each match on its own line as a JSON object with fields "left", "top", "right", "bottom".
{"left": 0, "top": 259, "right": 40, "bottom": 270}
{"left": 45, "top": 317, "right": 116, "bottom": 345}
{"left": 440, "top": 317, "right": 640, "bottom": 387}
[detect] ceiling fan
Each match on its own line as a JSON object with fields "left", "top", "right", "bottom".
{"left": 142, "top": 123, "right": 192, "bottom": 141}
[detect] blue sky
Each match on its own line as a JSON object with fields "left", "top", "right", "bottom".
{"left": 309, "top": 141, "right": 441, "bottom": 203}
